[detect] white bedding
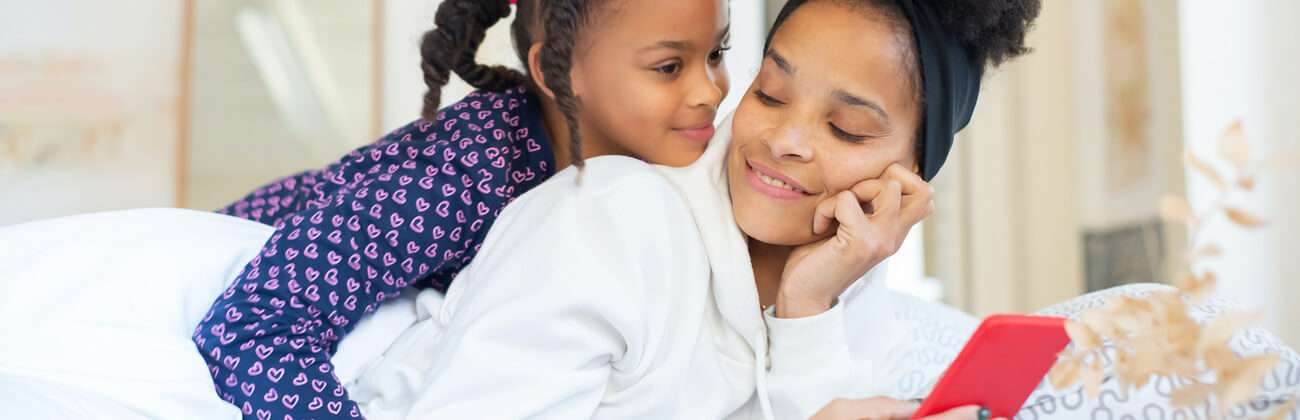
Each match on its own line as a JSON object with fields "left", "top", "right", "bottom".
{"left": 0, "top": 209, "right": 427, "bottom": 419}
{"left": 1, "top": 209, "right": 1295, "bottom": 419}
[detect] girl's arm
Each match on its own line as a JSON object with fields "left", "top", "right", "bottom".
{"left": 404, "top": 158, "right": 708, "bottom": 419}
{"left": 217, "top": 169, "right": 324, "bottom": 227}
{"left": 193, "top": 131, "right": 513, "bottom": 419}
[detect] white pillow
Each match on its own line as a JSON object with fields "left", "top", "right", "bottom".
{"left": 1019, "top": 284, "right": 1300, "bottom": 419}
{"left": 0, "top": 208, "right": 274, "bottom": 420}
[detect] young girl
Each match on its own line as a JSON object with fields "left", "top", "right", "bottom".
{"left": 193, "top": 0, "right": 731, "bottom": 418}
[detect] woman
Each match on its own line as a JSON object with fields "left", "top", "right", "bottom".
{"left": 351, "top": 0, "right": 1041, "bottom": 418}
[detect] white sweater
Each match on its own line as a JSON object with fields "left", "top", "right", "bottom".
{"left": 353, "top": 117, "right": 978, "bottom": 419}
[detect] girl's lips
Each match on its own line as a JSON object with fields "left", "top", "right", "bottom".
{"left": 675, "top": 125, "right": 716, "bottom": 143}
{"left": 745, "top": 160, "right": 811, "bottom": 200}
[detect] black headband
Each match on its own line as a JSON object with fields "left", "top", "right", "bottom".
{"left": 765, "top": 0, "right": 982, "bottom": 181}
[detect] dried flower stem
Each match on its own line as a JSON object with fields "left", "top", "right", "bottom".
{"left": 1050, "top": 120, "right": 1282, "bottom": 417}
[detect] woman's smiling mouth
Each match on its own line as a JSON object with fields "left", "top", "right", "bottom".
{"left": 745, "top": 158, "right": 813, "bottom": 200}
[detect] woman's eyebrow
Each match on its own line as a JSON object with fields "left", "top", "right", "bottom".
{"left": 765, "top": 49, "right": 796, "bottom": 75}
{"left": 833, "top": 90, "right": 889, "bottom": 121}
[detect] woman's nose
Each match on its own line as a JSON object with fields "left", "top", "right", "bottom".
{"left": 766, "top": 124, "right": 813, "bottom": 162}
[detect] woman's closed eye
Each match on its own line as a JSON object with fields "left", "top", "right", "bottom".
{"left": 829, "top": 123, "right": 871, "bottom": 142}
{"left": 753, "top": 89, "right": 784, "bottom": 106}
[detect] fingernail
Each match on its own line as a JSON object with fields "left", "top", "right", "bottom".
{"left": 977, "top": 407, "right": 991, "bottom": 420}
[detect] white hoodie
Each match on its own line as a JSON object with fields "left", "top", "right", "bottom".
{"left": 353, "top": 116, "right": 978, "bottom": 419}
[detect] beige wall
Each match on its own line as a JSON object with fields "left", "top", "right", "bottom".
{"left": 929, "top": 0, "right": 1188, "bottom": 315}
{"left": 187, "top": 0, "right": 376, "bottom": 210}
{"left": 1072, "top": 0, "right": 1186, "bottom": 230}
{"left": 380, "top": 0, "right": 520, "bottom": 131}
{"left": 928, "top": 0, "right": 1084, "bottom": 315}
{"left": 1, "top": 1, "right": 188, "bottom": 225}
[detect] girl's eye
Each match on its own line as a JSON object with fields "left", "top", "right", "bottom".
{"left": 829, "top": 123, "right": 869, "bottom": 142}
{"left": 654, "top": 62, "right": 682, "bottom": 75}
{"left": 708, "top": 45, "right": 731, "bottom": 64}
{"left": 753, "top": 89, "right": 784, "bottom": 106}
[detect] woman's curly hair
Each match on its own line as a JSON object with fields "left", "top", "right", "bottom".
{"left": 927, "top": 0, "right": 1041, "bottom": 69}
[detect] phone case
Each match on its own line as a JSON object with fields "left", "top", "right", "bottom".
{"left": 912, "top": 314, "right": 1071, "bottom": 419}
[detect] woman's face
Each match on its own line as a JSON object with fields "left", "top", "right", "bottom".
{"left": 727, "top": 1, "right": 922, "bottom": 246}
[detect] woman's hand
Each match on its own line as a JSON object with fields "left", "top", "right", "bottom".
{"left": 812, "top": 398, "right": 993, "bottom": 420}
{"left": 776, "top": 163, "right": 933, "bottom": 319}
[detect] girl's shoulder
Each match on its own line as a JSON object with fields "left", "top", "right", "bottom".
{"left": 351, "top": 87, "right": 552, "bottom": 184}
{"left": 383, "top": 87, "right": 546, "bottom": 149}
{"left": 516, "top": 156, "right": 676, "bottom": 206}
{"left": 453, "top": 154, "right": 706, "bottom": 306}
{"left": 487, "top": 155, "right": 698, "bottom": 251}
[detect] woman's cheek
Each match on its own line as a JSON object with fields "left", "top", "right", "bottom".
{"left": 771, "top": 201, "right": 822, "bottom": 246}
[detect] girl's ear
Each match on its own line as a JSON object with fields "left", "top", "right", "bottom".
{"left": 527, "top": 43, "right": 557, "bottom": 100}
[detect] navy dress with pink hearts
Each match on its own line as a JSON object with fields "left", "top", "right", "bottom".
{"left": 193, "top": 86, "right": 554, "bottom": 419}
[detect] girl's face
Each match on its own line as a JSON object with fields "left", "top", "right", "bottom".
{"left": 570, "top": 0, "right": 731, "bottom": 167}
{"left": 727, "top": 1, "right": 922, "bottom": 246}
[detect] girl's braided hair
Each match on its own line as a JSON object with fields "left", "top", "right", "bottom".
{"left": 418, "top": 0, "right": 604, "bottom": 168}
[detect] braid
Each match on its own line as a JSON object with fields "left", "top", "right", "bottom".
{"left": 511, "top": 0, "right": 539, "bottom": 80}
{"left": 418, "top": 0, "right": 605, "bottom": 168}
{"left": 418, "top": 0, "right": 528, "bottom": 121}
{"left": 418, "top": 23, "right": 455, "bottom": 120}
{"left": 539, "top": 0, "right": 591, "bottom": 168}
{"left": 448, "top": 0, "right": 529, "bottom": 92}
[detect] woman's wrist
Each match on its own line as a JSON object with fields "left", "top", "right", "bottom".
{"left": 774, "top": 292, "right": 835, "bottom": 319}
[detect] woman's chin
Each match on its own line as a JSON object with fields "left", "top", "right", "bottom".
{"left": 734, "top": 210, "right": 817, "bottom": 247}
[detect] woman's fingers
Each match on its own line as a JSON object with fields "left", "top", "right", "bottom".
{"left": 818, "top": 163, "right": 933, "bottom": 236}
{"left": 848, "top": 179, "right": 886, "bottom": 205}
{"left": 885, "top": 162, "right": 929, "bottom": 198}
{"left": 811, "top": 398, "right": 990, "bottom": 420}
{"left": 833, "top": 190, "right": 870, "bottom": 234}
{"left": 869, "top": 180, "right": 903, "bottom": 223}
{"left": 812, "top": 193, "right": 840, "bottom": 235}
{"left": 812, "top": 397, "right": 920, "bottom": 420}
{"left": 920, "top": 405, "right": 984, "bottom": 420}
{"left": 813, "top": 190, "right": 873, "bottom": 236}
{"left": 884, "top": 163, "right": 934, "bottom": 224}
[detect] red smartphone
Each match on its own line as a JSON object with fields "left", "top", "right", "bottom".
{"left": 912, "top": 315, "right": 1071, "bottom": 419}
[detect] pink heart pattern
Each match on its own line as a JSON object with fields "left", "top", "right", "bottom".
{"left": 199, "top": 87, "right": 554, "bottom": 419}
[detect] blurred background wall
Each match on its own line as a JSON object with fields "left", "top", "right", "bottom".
{"left": 2, "top": 0, "right": 1296, "bottom": 346}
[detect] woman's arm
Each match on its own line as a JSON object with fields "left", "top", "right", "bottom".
{"left": 193, "top": 134, "right": 513, "bottom": 419}
{"left": 765, "top": 163, "right": 935, "bottom": 418}
{"left": 763, "top": 299, "right": 861, "bottom": 418}
{"left": 404, "top": 158, "right": 709, "bottom": 419}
